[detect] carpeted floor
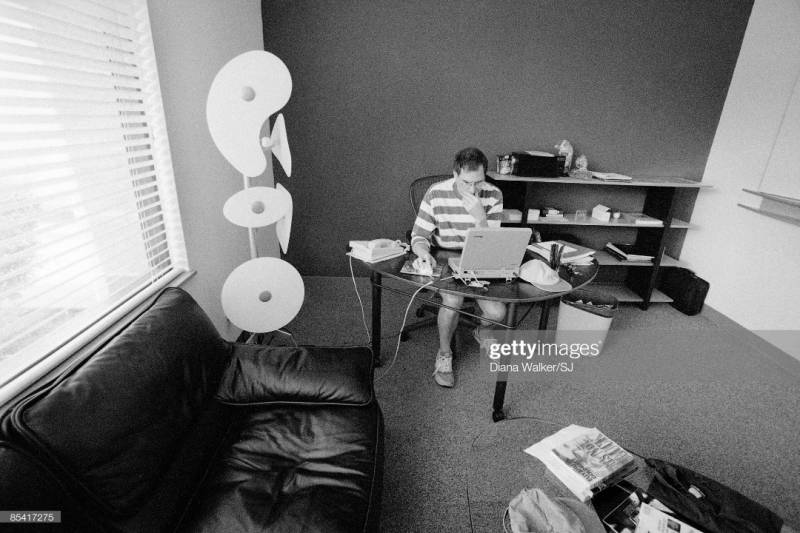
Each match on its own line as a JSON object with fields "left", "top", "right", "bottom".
{"left": 283, "top": 276, "right": 800, "bottom": 532}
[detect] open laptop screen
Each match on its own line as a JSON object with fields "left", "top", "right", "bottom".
{"left": 450, "top": 227, "right": 531, "bottom": 277}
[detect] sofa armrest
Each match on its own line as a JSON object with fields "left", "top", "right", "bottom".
{"left": 215, "top": 345, "right": 374, "bottom": 406}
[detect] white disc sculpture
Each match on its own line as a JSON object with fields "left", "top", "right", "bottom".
{"left": 207, "top": 50, "right": 302, "bottom": 333}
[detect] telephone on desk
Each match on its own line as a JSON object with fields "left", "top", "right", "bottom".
{"left": 348, "top": 238, "right": 407, "bottom": 262}
{"left": 364, "top": 239, "right": 396, "bottom": 249}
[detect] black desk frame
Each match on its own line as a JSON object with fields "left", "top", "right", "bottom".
{"left": 366, "top": 259, "right": 593, "bottom": 422}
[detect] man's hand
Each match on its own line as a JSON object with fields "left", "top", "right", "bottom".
{"left": 459, "top": 190, "right": 488, "bottom": 226}
{"left": 411, "top": 244, "right": 436, "bottom": 270}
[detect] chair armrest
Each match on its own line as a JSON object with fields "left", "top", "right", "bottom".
{"left": 215, "top": 345, "right": 374, "bottom": 406}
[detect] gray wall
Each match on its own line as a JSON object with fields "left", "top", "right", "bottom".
{"left": 149, "top": 0, "right": 272, "bottom": 337}
{"left": 262, "top": 0, "right": 752, "bottom": 275}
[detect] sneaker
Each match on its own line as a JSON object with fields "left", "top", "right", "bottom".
{"left": 472, "top": 327, "right": 497, "bottom": 349}
{"left": 432, "top": 351, "right": 454, "bottom": 388}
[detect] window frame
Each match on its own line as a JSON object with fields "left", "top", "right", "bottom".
{"left": 0, "top": 0, "right": 190, "bottom": 407}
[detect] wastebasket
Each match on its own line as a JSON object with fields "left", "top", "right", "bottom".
{"left": 556, "top": 289, "right": 618, "bottom": 353}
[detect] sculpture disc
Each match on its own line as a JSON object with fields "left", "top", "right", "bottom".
{"left": 223, "top": 185, "right": 292, "bottom": 228}
{"left": 221, "top": 257, "right": 304, "bottom": 332}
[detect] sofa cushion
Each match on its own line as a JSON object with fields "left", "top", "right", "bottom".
{"left": 4, "top": 288, "right": 231, "bottom": 517}
{"left": 177, "top": 404, "right": 384, "bottom": 533}
{"left": 216, "top": 345, "right": 374, "bottom": 406}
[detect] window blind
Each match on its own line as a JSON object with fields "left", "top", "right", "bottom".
{"left": 0, "top": 0, "right": 188, "bottom": 391}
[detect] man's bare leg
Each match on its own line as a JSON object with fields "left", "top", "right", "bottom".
{"left": 438, "top": 293, "right": 464, "bottom": 353}
{"left": 432, "top": 293, "right": 464, "bottom": 387}
{"left": 475, "top": 299, "right": 506, "bottom": 343}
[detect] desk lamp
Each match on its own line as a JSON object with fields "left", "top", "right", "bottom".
{"left": 206, "top": 51, "right": 303, "bottom": 334}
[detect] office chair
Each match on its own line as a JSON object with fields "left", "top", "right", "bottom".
{"left": 401, "top": 174, "right": 480, "bottom": 342}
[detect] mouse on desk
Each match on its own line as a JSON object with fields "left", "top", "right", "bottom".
{"left": 415, "top": 259, "right": 433, "bottom": 276}
{"left": 412, "top": 257, "right": 434, "bottom": 276}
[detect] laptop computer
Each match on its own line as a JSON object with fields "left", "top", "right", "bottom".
{"left": 448, "top": 227, "right": 532, "bottom": 280}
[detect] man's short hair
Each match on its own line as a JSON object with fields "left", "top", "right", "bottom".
{"left": 453, "top": 147, "right": 488, "bottom": 174}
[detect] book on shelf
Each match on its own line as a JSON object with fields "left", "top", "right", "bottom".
{"left": 604, "top": 242, "right": 654, "bottom": 262}
{"left": 623, "top": 212, "right": 662, "bottom": 226}
{"left": 524, "top": 425, "right": 638, "bottom": 502}
{"left": 527, "top": 240, "right": 595, "bottom": 264}
{"left": 592, "top": 172, "right": 633, "bottom": 182}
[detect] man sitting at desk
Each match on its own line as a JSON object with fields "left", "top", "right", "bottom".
{"left": 410, "top": 147, "right": 505, "bottom": 388}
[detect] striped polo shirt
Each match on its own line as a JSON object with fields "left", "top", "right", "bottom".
{"left": 411, "top": 177, "right": 504, "bottom": 250}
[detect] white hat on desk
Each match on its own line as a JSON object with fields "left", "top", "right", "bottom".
{"left": 519, "top": 260, "right": 571, "bottom": 292}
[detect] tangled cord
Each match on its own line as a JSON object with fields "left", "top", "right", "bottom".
{"left": 348, "top": 254, "right": 455, "bottom": 382}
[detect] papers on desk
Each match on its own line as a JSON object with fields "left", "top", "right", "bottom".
{"left": 524, "top": 425, "right": 637, "bottom": 502}
{"left": 527, "top": 240, "right": 596, "bottom": 265}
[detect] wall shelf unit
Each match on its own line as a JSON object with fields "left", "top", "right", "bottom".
{"left": 507, "top": 215, "right": 694, "bottom": 229}
{"left": 489, "top": 171, "right": 711, "bottom": 309}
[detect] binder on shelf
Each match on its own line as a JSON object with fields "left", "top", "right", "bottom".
{"left": 604, "top": 242, "right": 654, "bottom": 262}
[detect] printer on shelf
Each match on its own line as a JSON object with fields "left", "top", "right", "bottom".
{"left": 496, "top": 151, "right": 565, "bottom": 177}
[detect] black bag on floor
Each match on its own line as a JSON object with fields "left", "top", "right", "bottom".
{"left": 645, "top": 458, "right": 783, "bottom": 533}
{"left": 658, "top": 267, "right": 709, "bottom": 316}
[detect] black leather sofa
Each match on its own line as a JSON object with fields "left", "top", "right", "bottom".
{"left": 0, "top": 288, "right": 383, "bottom": 532}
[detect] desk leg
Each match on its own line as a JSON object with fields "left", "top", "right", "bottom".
{"left": 538, "top": 299, "right": 552, "bottom": 330}
{"left": 491, "top": 302, "right": 517, "bottom": 422}
{"left": 370, "top": 270, "right": 382, "bottom": 366}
